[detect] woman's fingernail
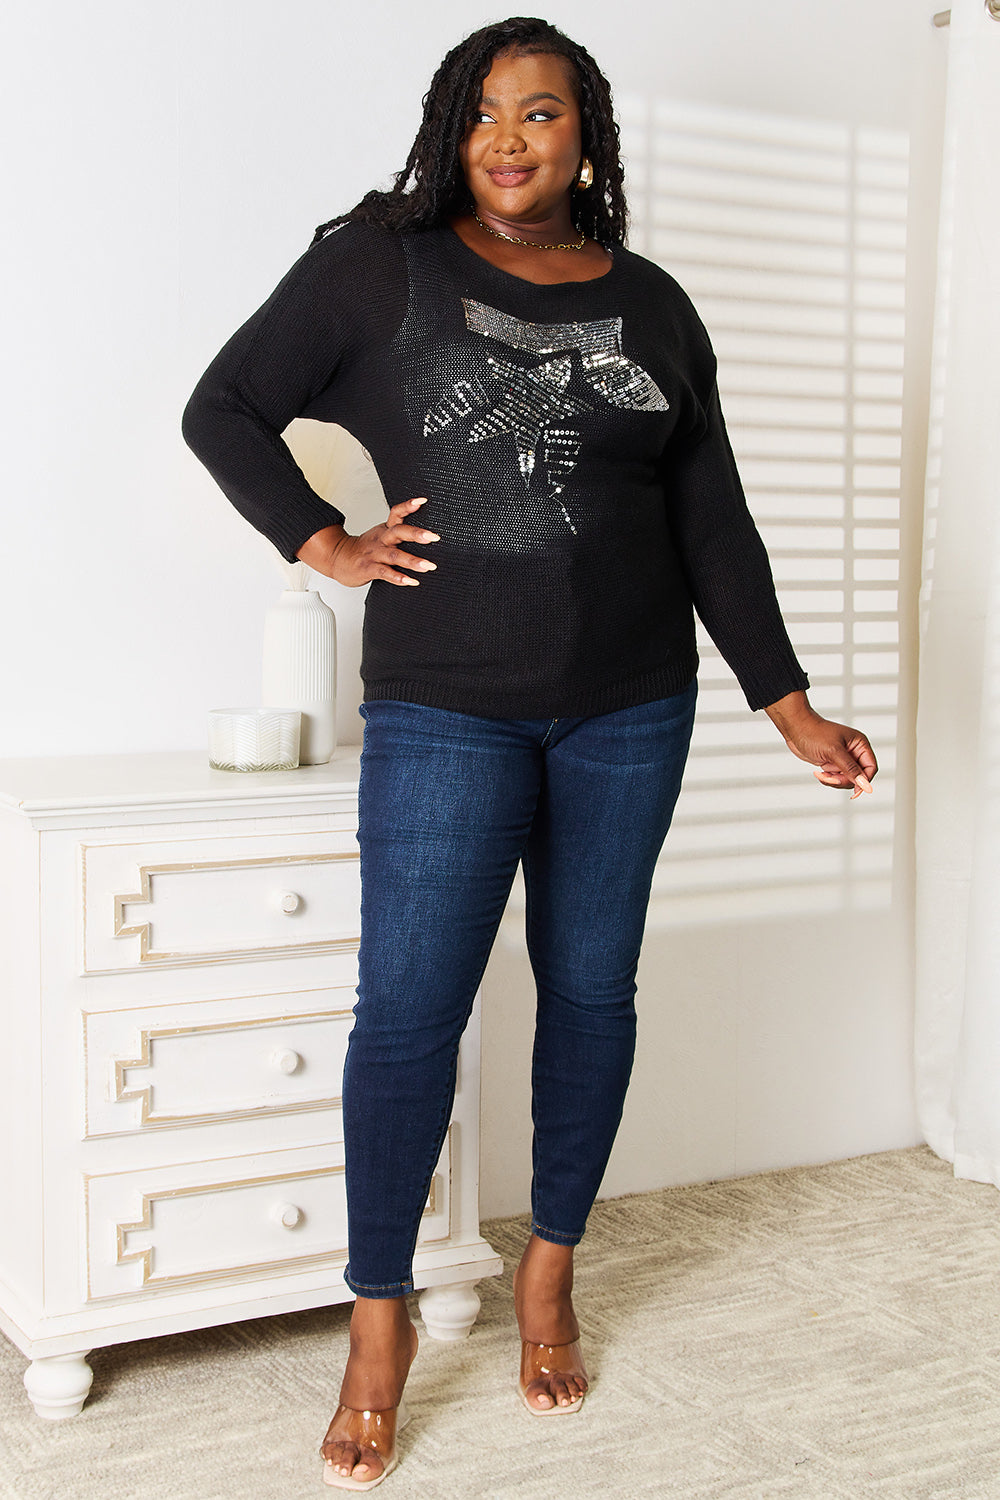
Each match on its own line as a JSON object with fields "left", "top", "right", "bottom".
{"left": 419, "top": 561, "right": 437, "bottom": 571}
{"left": 421, "top": 532, "right": 440, "bottom": 542}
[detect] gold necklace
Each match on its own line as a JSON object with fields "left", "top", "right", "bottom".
{"left": 473, "top": 208, "right": 586, "bottom": 252}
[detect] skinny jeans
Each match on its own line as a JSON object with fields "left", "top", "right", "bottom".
{"left": 342, "top": 683, "right": 697, "bottom": 1298}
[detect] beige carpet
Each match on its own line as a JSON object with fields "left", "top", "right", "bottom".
{"left": 2, "top": 1147, "right": 1000, "bottom": 1499}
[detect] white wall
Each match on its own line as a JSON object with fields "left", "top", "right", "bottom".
{"left": 1, "top": 2, "right": 944, "bottom": 1217}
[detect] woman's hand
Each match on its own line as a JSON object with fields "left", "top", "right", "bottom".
{"left": 295, "top": 497, "right": 439, "bottom": 586}
{"left": 764, "top": 690, "right": 877, "bottom": 798}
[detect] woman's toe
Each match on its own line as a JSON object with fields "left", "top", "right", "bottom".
{"left": 323, "top": 1440, "right": 383, "bottom": 1480}
{"left": 350, "top": 1453, "right": 382, "bottom": 1481}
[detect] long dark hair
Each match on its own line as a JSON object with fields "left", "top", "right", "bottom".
{"left": 310, "top": 17, "right": 628, "bottom": 248}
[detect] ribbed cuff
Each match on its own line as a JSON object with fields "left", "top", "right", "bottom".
{"left": 269, "top": 497, "right": 347, "bottom": 564}
{"left": 743, "top": 662, "right": 811, "bottom": 713}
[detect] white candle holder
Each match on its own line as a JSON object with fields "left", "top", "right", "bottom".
{"left": 208, "top": 708, "right": 301, "bottom": 772}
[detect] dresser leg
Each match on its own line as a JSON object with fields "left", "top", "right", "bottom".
{"left": 23, "top": 1352, "right": 94, "bottom": 1420}
{"left": 417, "top": 1281, "right": 482, "bottom": 1341}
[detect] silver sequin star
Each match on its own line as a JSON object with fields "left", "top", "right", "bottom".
{"left": 423, "top": 299, "right": 669, "bottom": 532}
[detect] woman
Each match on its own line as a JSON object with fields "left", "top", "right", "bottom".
{"left": 183, "top": 17, "right": 877, "bottom": 1489}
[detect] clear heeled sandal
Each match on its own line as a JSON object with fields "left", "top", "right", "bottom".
{"left": 321, "top": 1399, "right": 411, "bottom": 1491}
{"left": 519, "top": 1339, "right": 588, "bottom": 1416}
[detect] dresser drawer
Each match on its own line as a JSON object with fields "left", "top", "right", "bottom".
{"left": 84, "top": 990, "right": 356, "bottom": 1137}
{"left": 80, "top": 829, "right": 360, "bottom": 973}
{"left": 84, "top": 1135, "right": 451, "bottom": 1300}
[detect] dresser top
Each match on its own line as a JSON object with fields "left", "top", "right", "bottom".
{"left": 0, "top": 748, "right": 362, "bottom": 823}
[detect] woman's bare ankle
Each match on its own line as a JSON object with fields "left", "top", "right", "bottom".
{"left": 339, "top": 1295, "right": 417, "bottom": 1410}
{"left": 514, "top": 1236, "right": 580, "bottom": 1345}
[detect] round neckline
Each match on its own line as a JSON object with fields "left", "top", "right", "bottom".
{"left": 440, "top": 223, "right": 618, "bottom": 291}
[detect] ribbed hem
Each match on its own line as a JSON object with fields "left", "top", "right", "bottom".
{"left": 361, "top": 656, "right": 700, "bottom": 722}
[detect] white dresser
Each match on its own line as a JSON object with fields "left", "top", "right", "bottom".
{"left": 0, "top": 751, "right": 501, "bottom": 1419}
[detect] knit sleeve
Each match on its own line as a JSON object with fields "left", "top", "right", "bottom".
{"left": 181, "top": 224, "right": 407, "bottom": 563}
{"left": 661, "top": 382, "right": 809, "bottom": 711}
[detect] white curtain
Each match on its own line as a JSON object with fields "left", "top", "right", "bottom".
{"left": 915, "top": 0, "right": 1000, "bottom": 1186}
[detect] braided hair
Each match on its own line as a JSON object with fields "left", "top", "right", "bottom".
{"left": 310, "top": 17, "right": 629, "bottom": 249}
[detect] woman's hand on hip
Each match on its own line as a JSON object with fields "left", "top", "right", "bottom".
{"left": 764, "top": 690, "right": 877, "bottom": 798}
{"left": 295, "top": 498, "right": 439, "bottom": 586}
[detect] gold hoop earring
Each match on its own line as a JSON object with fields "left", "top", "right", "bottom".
{"left": 576, "top": 157, "right": 593, "bottom": 191}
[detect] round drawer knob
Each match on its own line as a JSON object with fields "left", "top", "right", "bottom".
{"left": 275, "top": 890, "right": 302, "bottom": 914}
{"left": 271, "top": 1202, "right": 304, "bottom": 1230}
{"left": 271, "top": 1048, "right": 303, "bottom": 1076}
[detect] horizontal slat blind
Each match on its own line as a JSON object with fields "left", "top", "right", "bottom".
{"left": 619, "top": 99, "right": 907, "bottom": 923}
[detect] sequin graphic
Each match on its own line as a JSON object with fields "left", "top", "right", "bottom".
{"left": 423, "top": 300, "right": 669, "bottom": 533}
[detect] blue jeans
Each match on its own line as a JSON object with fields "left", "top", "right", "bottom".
{"left": 342, "top": 683, "right": 697, "bottom": 1297}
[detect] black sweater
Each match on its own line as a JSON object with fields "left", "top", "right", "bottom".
{"left": 182, "top": 221, "right": 808, "bottom": 717}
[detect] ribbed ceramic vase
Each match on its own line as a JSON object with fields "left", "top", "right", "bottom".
{"left": 261, "top": 588, "right": 336, "bottom": 764}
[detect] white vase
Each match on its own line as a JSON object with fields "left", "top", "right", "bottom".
{"left": 261, "top": 589, "right": 337, "bottom": 764}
